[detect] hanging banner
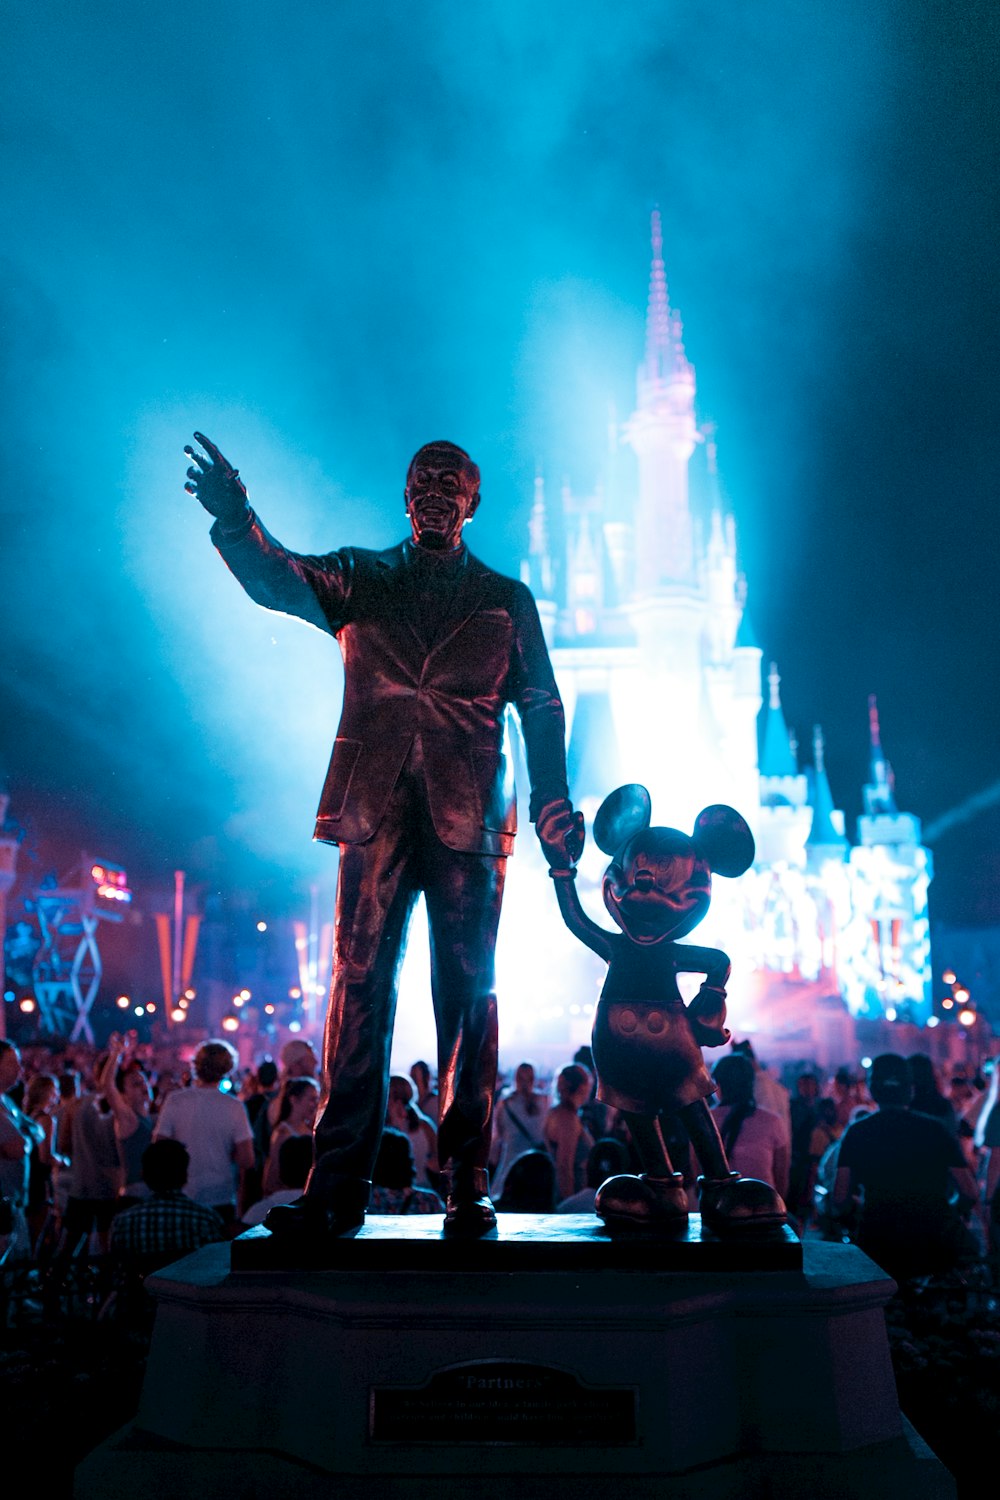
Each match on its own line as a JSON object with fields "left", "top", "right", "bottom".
{"left": 154, "top": 913, "right": 173, "bottom": 1012}
{"left": 181, "top": 913, "right": 201, "bottom": 991}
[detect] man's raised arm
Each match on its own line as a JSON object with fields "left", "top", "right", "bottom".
{"left": 184, "top": 431, "right": 347, "bottom": 633}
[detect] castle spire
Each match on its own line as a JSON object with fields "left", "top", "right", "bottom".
{"left": 863, "top": 694, "right": 897, "bottom": 815}
{"left": 807, "top": 725, "right": 847, "bottom": 853}
{"left": 625, "top": 209, "right": 698, "bottom": 591}
{"left": 641, "top": 207, "right": 693, "bottom": 400}
{"left": 760, "top": 663, "right": 798, "bottom": 778}
{"left": 644, "top": 207, "right": 672, "bottom": 385}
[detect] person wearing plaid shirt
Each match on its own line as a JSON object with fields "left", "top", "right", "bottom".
{"left": 110, "top": 1139, "right": 226, "bottom": 1263}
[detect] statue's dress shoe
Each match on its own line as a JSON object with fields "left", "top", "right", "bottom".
{"left": 698, "top": 1174, "right": 787, "bottom": 1235}
{"left": 443, "top": 1166, "right": 497, "bottom": 1237}
{"left": 265, "top": 1180, "right": 371, "bottom": 1242}
{"left": 595, "top": 1172, "right": 689, "bottom": 1234}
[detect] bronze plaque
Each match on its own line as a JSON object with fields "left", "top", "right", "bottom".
{"left": 370, "top": 1359, "right": 636, "bottom": 1445}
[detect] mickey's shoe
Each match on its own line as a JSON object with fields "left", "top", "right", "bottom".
{"left": 698, "top": 1174, "right": 786, "bottom": 1235}
{"left": 595, "top": 1172, "right": 689, "bottom": 1234}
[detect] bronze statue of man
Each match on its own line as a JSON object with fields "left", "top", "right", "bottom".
{"left": 184, "top": 433, "right": 583, "bottom": 1241}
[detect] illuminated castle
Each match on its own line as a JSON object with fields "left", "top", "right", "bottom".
{"left": 503, "top": 211, "right": 933, "bottom": 1065}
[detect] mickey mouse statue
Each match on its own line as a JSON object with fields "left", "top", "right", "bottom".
{"left": 546, "top": 784, "right": 787, "bottom": 1236}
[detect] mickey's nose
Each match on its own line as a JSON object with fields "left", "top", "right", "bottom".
{"left": 634, "top": 868, "right": 656, "bottom": 891}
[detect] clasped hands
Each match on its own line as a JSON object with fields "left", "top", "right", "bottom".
{"left": 536, "top": 798, "right": 585, "bottom": 872}
{"left": 184, "top": 431, "right": 250, "bottom": 529}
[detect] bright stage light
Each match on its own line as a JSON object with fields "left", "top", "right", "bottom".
{"left": 19, "top": 997, "right": 36, "bottom": 1014}
{"left": 257, "top": 921, "right": 267, "bottom": 932}
{"left": 221, "top": 1014, "right": 239, "bottom": 1033}
{"left": 116, "top": 995, "right": 130, "bottom": 1008}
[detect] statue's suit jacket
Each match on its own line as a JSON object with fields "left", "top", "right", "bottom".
{"left": 212, "top": 513, "right": 569, "bottom": 858}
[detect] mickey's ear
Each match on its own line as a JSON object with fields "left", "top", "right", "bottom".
{"left": 692, "top": 805, "right": 755, "bottom": 877}
{"left": 593, "top": 784, "right": 651, "bottom": 856}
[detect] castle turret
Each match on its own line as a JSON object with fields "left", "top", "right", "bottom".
{"left": 755, "top": 664, "right": 811, "bottom": 865}
{"left": 806, "top": 725, "right": 848, "bottom": 868}
{"left": 760, "top": 663, "right": 798, "bottom": 784}
{"left": 862, "top": 694, "right": 898, "bottom": 817}
{"left": 845, "top": 696, "right": 934, "bottom": 1021}
{"left": 701, "top": 431, "right": 742, "bottom": 666}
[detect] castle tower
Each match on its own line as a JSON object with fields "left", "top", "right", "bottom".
{"left": 806, "top": 725, "right": 848, "bottom": 867}
{"left": 843, "top": 697, "right": 934, "bottom": 1021}
{"left": 755, "top": 664, "right": 811, "bottom": 865}
{"left": 617, "top": 212, "right": 712, "bottom": 818}
{"left": 862, "top": 694, "right": 898, "bottom": 816}
{"left": 623, "top": 208, "right": 698, "bottom": 592}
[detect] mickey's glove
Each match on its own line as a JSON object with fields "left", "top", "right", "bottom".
{"left": 687, "top": 983, "right": 731, "bottom": 1048}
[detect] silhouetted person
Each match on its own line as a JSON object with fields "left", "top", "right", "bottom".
{"left": 241, "top": 1134, "right": 315, "bottom": 1228}
{"left": 370, "top": 1127, "right": 445, "bottom": 1215}
{"left": 908, "top": 1053, "right": 958, "bottom": 1134}
{"left": 489, "top": 1060, "right": 548, "bottom": 1198}
{"left": 711, "top": 1053, "right": 789, "bottom": 1199}
{"left": 110, "top": 1140, "right": 226, "bottom": 1267}
{"left": 108, "top": 1139, "right": 226, "bottom": 1328}
{"left": 153, "top": 1039, "right": 255, "bottom": 1227}
{"left": 833, "top": 1053, "right": 979, "bottom": 1282}
{"left": 788, "top": 1071, "right": 821, "bottom": 1226}
{"left": 556, "top": 1137, "right": 630, "bottom": 1213}
{"left": 495, "top": 1149, "right": 557, "bottom": 1214}
{"left": 409, "top": 1060, "right": 439, "bottom": 1124}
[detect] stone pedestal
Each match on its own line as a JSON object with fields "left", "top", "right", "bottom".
{"left": 74, "top": 1215, "right": 955, "bottom": 1499}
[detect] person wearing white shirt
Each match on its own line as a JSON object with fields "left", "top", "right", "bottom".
{"left": 154, "top": 1040, "right": 255, "bottom": 1227}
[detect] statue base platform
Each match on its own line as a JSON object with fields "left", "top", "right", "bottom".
{"left": 74, "top": 1215, "right": 955, "bottom": 1499}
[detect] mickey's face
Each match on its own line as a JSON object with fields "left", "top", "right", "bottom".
{"left": 603, "top": 828, "right": 711, "bottom": 944}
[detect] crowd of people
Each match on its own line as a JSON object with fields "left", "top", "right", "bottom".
{"left": 2, "top": 1028, "right": 999, "bottom": 1326}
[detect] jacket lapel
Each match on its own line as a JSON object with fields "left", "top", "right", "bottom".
{"left": 375, "top": 544, "right": 429, "bottom": 656}
{"left": 426, "top": 553, "right": 492, "bottom": 659}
